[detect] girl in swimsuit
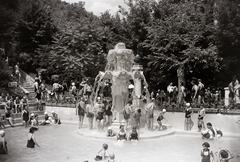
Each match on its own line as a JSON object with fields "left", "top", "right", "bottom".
{"left": 216, "top": 149, "right": 235, "bottom": 162}
{"left": 201, "top": 142, "right": 214, "bottom": 162}
{"left": 117, "top": 125, "right": 127, "bottom": 141}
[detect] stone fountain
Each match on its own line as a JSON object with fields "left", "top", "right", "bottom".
{"left": 91, "top": 43, "right": 150, "bottom": 122}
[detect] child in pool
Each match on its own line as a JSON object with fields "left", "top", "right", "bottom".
{"left": 132, "top": 109, "right": 141, "bottom": 129}
{"left": 106, "top": 127, "right": 116, "bottom": 137}
{"left": 95, "top": 143, "right": 109, "bottom": 161}
{"left": 216, "top": 149, "right": 234, "bottom": 162}
{"left": 129, "top": 125, "right": 139, "bottom": 141}
{"left": 108, "top": 153, "right": 116, "bottom": 162}
{"left": 117, "top": 125, "right": 127, "bottom": 141}
{"left": 201, "top": 142, "right": 214, "bottom": 162}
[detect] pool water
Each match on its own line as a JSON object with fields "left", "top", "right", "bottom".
{"left": 1, "top": 125, "right": 240, "bottom": 162}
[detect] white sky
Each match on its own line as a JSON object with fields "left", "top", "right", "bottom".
{"left": 62, "top": 0, "right": 128, "bottom": 16}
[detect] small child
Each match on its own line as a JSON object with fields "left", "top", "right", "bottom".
{"left": 157, "top": 109, "right": 166, "bottom": 131}
{"left": 108, "top": 153, "right": 116, "bottom": 162}
{"left": 132, "top": 109, "right": 141, "bottom": 129}
{"left": 117, "top": 125, "right": 127, "bottom": 141}
{"left": 216, "top": 149, "right": 234, "bottom": 162}
{"left": 129, "top": 126, "right": 139, "bottom": 141}
{"left": 106, "top": 127, "right": 116, "bottom": 137}
{"left": 95, "top": 143, "right": 109, "bottom": 161}
{"left": 201, "top": 142, "right": 214, "bottom": 162}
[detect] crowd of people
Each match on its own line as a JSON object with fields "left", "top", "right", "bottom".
{"left": 150, "top": 76, "right": 240, "bottom": 111}
{"left": 0, "top": 93, "right": 30, "bottom": 128}
{"left": 152, "top": 79, "right": 224, "bottom": 110}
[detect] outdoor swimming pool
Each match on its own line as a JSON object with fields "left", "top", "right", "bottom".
{"left": 1, "top": 124, "right": 240, "bottom": 162}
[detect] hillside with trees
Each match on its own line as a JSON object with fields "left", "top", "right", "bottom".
{"left": 0, "top": 0, "right": 239, "bottom": 92}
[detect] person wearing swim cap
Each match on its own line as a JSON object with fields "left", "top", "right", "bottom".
{"left": 184, "top": 103, "right": 193, "bottom": 131}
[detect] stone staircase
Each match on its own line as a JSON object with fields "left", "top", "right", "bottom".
{"left": 4, "top": 71, "right": 45, "bottom": 128}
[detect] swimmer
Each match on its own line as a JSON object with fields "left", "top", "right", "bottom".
{"left": 108, "top": 153, "right": 116, "bottom": 162}
{"left": 95, "top": 143, "right": 109, "bottom": 161}
{"left": 117, "top": 125, "right": 127, "bottom": 141}
{"left": 202, "top": 122, "right": 223, "bottom": 140}
{"left": 106, "top": 127, "right": 116, "bottom": 137}
{"left": 216, "top": 149, "right": 235, "bottom": 162}
{"left": 129, "top": 125, "right": 139, "bottom": 141}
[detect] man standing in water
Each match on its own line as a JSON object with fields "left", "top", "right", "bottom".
{"left": 145, "top": 98, "right": 155, "bottom": 130}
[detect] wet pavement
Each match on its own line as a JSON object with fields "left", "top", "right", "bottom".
{"left": 1, "top": 124, "right": 240, "bottom": 162}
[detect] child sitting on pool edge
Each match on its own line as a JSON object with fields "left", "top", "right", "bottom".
{"left": 95, "top": 143, "right": 109, "bottom": 161}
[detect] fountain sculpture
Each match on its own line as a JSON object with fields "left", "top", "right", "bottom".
{"left": 91, "top": 43, "right": 150, "bottom": 122}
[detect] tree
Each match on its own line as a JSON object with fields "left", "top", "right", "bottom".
{"left": 16, "top": 0, "right": 57, "bottom": 71}
{"left": 215, "top": 0, "right": 240, "bottom": 85}
{"left": 143, "top": 0, "right": 222, "bottom": 102}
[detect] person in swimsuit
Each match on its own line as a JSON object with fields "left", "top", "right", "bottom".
{"left": 95, "top": 99, "right": 105, "bottom": 132}
{"left": 123, "top": 100, "right": 133, "bottom": 131}
{"left": 132, "top": 109, "right": 141, "bottom": 129}
{"left": 201, "top": 142, "right": 214, "bottom": 162}
{"left": 76, "top": 97, "right": 85, "bottom": 129}
{"left": 85, "top": 101, "right": 94, "bottom": 130}
{"left": 198, "top": 79, "right": 205, "bottom": 106}
{"left": 52, "top": 111, "right": 61, "bottom": 124}
{"left": 198, "top": 104, "right": 206, "bottom": 132}
{"left": 30, "top": 113, "right": 38, "bottom": 131}
{"left": 95, "top": 143, "right": 109, "bottom": 161}
{"left": 22, "top": 106, "right": 29, "bottom": 128}
{"left": 145, "top": 98, "right": 155, "bottom": 130}
{"left": 27, "top": 127, "right": 40, "bottom": 148}
{"left": 108, "top": 153, "right": 116, "bottom": 162}
{"left": 105, "top": 101, "right": 113, "bottom": 127}
{"left": 184, "top": 103, "right": 193, "bottom": 131}
{"left": 129, "top": 126, "right": 139, "bottom": 141}
{"left": 0, "top": 130, "right": 8, "bottom": 154}
{"left": 216, "top": 149, "right": 234, "bottom": 162}
{"left": 202, "top": 122, "right": 223, "bottom": 140}
{"left": 157, "top": 109, "right": 167, "bottom": 131}
{"left": 106, "top": 126, "right": 116, "bottom": 137}
{"left": 117, "top": 125, "right": 127, "bottom": 141}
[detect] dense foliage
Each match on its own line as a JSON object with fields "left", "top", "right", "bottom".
{"left": 0, "top": 0, "right": 239, "bottom": 91}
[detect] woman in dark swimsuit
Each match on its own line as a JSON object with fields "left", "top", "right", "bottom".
{"left": 27, "top": 128, "right": 40, "bottom": 148}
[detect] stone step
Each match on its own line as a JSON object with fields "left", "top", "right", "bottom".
{"left": 23, "top": 86, "right": 34, "bottom": 89}
{"left": 4, "top": 123, "right": 23, "bottom": 128}
{"left": 23, "top": 83, "right": 32, "bottom": 87}
{"left": 12, "top": 113, "right": 22, "bottom": 118}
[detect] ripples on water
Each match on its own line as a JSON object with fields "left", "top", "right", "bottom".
{"left": 0, "top": 125, "right": 240, "bottom": 162}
